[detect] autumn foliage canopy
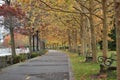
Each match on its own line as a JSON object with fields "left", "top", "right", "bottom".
{"left": 0, "top": 4, "right": 25, "bottom": 19}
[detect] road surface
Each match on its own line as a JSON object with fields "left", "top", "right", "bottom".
{"left": 0, "top": 50, "right": 74, "bottom": 80}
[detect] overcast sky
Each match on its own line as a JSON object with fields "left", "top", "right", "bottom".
{"left": 0, "top": 0, "right": 5, "bottom": 6}
{"left": 0, "top": 0, "right": 8, "bottom": 38}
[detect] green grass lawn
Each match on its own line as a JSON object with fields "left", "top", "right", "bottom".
{"left": 66, "top": 51, "right": 116, "bottom": 80}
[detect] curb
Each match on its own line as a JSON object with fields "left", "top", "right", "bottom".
{"left": 0, "top": 51, "right": 49, "bottom": 71}
{"left": 0, "top": 56, "right": 41, "bottom": 71}
{"left": 67, "top": 54, "right": 75, "bottom": 80}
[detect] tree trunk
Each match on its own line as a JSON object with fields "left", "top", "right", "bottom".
{"left": 32, "top": 34, "right": 35, "bottom": 51}
{"left": 89, "top": 0, "right": 97, "bottom": 62}
{"left": 73, "top": 29, "right": 77, "bottom": 52}
{"left": 79, "top": 30, "right": 85, "bottom": 55}
{"left": 67, "top": 29, "right": 72, "bottom": 51}
{"left": 86, "top": 18, "right": 92, "bottom": 55}
{"left": 115, "top": 1, "right": 120, "bottom": 80}
{"left": 36, "top": 31, "right": 39, "bottom": 51}
{"left": 79, "top": 15, "right": 85, "bottom": 55}
{"left": 88, "top": 20, "right": 92, "bottom": 53}
{"left": 102, "top": 0, "right": 108, "bottom": 57}
{"left": 29, "top": 34, "right": 32, "bottom": 56}
{"left": 74, "top": 29, "right": 77, "bottom": 52}
{"left": 9, "top": 16, "right": 16, "bottom": 57}
{"left": 10, "top": 26, "right": 16, "bottom": 57}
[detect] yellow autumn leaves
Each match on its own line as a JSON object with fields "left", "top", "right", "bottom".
{"left": 17, "top": 0, "right": 31, "bottom": 4}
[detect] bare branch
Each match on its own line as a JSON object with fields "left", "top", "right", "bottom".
{"left": 75, "top": 0, "right": 89, "bottom": 11}
{"left": 92, "top": 13, "right": 103, "bottom": 20}
{"left": 39, "top": 0, "right": 79, "bottom": 14}
{"left": 40, "top": 0, "right": 103, "bottom": 20}
{"left": 72, "top": 16, "right": 80, "bottom": 25}
{"left": 93, "top": 7, "right": 102, "bottom": 13}
{"left": 94, "top": 22, "right": 102, "bottom": 27}
{"left": 73, "top": 6, "right": 89, "bottom": 18}
{"left": 58, "top": 18, "right": 66, "bottom": 26}
{"left": 73, "top": 6, "right": 103, "bottom": 20}
{"left": 94, "top": 0, "right": 102, "bottom": 4}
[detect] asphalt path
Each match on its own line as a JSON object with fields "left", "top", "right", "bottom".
{"left": 0, "top": 50, "right": 73, "bottom": 80}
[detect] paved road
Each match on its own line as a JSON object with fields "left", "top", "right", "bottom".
{"left": 0, "top": 50, "right": 73, "bottom": 80}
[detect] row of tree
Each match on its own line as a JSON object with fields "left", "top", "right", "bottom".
{"left": 1, "top": 0, "right": 120, "bottom": 79}
{"left": 0, "top": 0, "right": 49, "bottom": 55}
{"left": 31, "top": 0, "right": 120, "bottom": 79}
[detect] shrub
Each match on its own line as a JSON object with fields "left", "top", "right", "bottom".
{"left": 12, "top": 56, "right": 21, "bottom": 64}
{"left": 31, "top": 52, "right": 39, "bottom": 58}
{"left": 19, "top": 54, "right": 27, "bottom": 62}
{"left": 12, "top": 50, "right": 48, "bottom": 64}
{"left": 39, "top": 49, "right": 47, "bottom": 55}
{"left": 12, "top": 54, "right": 27, "bottom": 64}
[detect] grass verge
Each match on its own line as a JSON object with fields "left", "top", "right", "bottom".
{"left": 66, "top": 51, "right": 116, "bottom": 80}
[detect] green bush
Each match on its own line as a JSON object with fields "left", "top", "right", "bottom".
{"left": 31, "top": 50, "right": 48, "bottom": 58}
{"left": 31, "top": 52, "right": 39, "bottom": 58}
{"left": 12, "top": 56, "right": 21, "bottom": 64}
{"left": 12, "top": 50, "right": 48, "bottom": 64}
{"left": 19, "top": 54, "right": 27, "bottom": 62}
{"left": 12, "top": 54, "right": 27, "bottom": 64}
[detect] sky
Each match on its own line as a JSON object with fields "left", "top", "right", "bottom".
{"left": 0, "top": 0, "right": 4, "bottom": 6}
{"left": 0, "top": 0, "right": 7, "bottom": 43}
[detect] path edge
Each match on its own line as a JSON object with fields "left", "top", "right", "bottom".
{"left": 67, "top": 53, "right": 75, "bottom": 80}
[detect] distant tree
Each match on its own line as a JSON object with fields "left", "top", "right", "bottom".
{"left": 3, "top": 33, "right": 29, "bottom": 47}
{"left": 0, "top": 4, "right": 25, "bottom": 57}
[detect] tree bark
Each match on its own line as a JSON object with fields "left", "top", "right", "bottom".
{"left": 67, "top": 29, "right": 72, "bottom": 51}
{"left": 29, "top": 34, "right": 32, "bottom": 56}
{"left": 74, "top": 29, "right": 77, "bottom": 52}
{"left": 72, "top": 29, "right": 77, "bottom": 52}
{"left": 79, "top": 15, "right": 85, "bottom": 55}
{"left": 36, "top": 31, "right": 39, "bottom": 51}
{"left": 102, "top": 0, "right": 108, "bottom": 57}
{"left": 32, "top": 33, "right": 35, "bottom": 51}
{"left": 10, "top": 17, "right": 16, "bottom": 57}
{"left": 89, "top": 0, "right": 97, "bottom": 62}
{"left": 87, "top": 19, "right": 92, "bottom": 53}
{"left": 115, "top": 1, "right": 120, "bottom": 80}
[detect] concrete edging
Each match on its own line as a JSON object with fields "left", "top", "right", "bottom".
{"left": 67, "top": 53, "right": 75, "bottom": 80}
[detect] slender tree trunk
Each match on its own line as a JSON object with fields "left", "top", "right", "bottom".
{"left": 115, "top": 1, "right": 120, "bottom": 80}
{"left": 88, "top": 20, "right": 92, "bottom": 53}
{"left": 36, "top": 31, "right": 39, "bottom": 51}
{"left": 67, "top": 29, "right": 72, "bottom": 51}
{"left": 102, "top": 0, "right": 108, "bottom": 57}
{"left": 79, "top": 29, "right": 84, "bottom": 55}
{"left": 89, "top": 0, "right": 97, "bottom": 62}
{"left": 72, "top": 29, "right": 77, "bottom": 52}
{"left": 39, "top": 33, "right": 41, "bottom": 50}
{"left": 83, "top": 22, "right": 87, "bottom": 56}
{"left": 74, "top": 29, "right": 77, "bottom": 52}
{"left": 10, "top": 27, "right": 16, "bottom": 57}
{"left": 85, "top": 18, "right": 92, "bottom": 55}
{"left": 9, "top": 17, "right": 16, "bottom": 57}
{"left": 32, "top": 34, "right": 35, "bottom": 51}
{"left": 79, "top": 15, "right": 85, "bottom": 55}
{"left": 29, "top": 34, "right": 32, "bottom": 55}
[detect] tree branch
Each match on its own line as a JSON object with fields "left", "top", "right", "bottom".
{"left": 94, "top": 0, "right": 102, "bottom": 4}
{"left": 39, "top": 0, "right": 79, "bottom": 14}
{"left": 75, "top": 0, "right": 89, "bottom": 11}
{"left": 73, "top": 6, "right": 89, "bottom": 18}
